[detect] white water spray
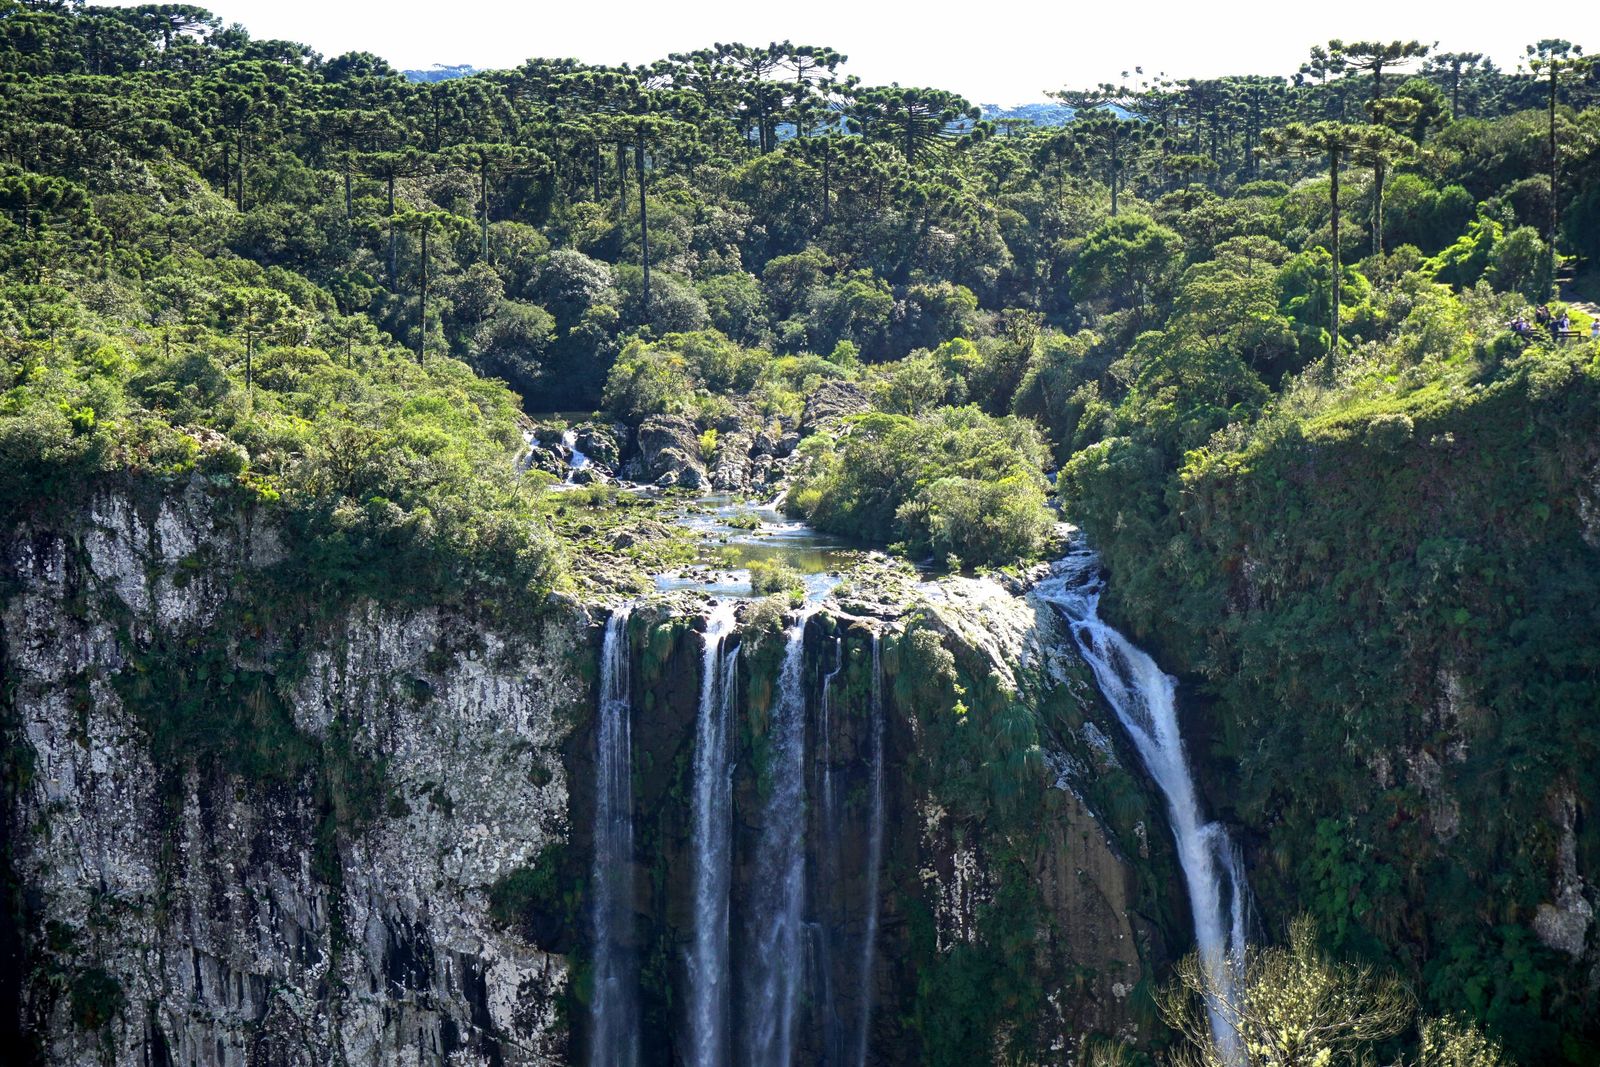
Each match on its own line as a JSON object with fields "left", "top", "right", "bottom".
{"left": 817, "top": 638, "right": 846, "bottom": 1064}
{"left": 743, "top": 607, "right": 818, "bottom": 1066}
{"left": 1034, "top": 547, "right": 1249, "bottom": 1061}
{"left": 590, "top": 607, "right": 639, "bottom": 1067}
{"left": 854, "top": 632, "right": 887, "bottom": 1067}
{"left": 563, "top": 428, "right": 592, "bottom": 483}
{"left": 687, "top": 602, "right": 740, "bottom": 1066}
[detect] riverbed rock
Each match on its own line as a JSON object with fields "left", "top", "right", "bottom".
{"left": 526, "top": 444, "right": 568, "bottom": 477}
{"left": 573, "top": 421, "right": 625, "bottom": 468}
{"left": 709, "top": 429, "right": 756, "bottom": 491}
{"left": 634, "top": 415, "right": 707, "bottom": 488}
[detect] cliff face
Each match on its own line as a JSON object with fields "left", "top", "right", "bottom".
{"left": 2, "top": 485, "right": 1177, "bottom": 1065}
{"left": 1, "top": 485, "right": 583, "bottom": 1066}
{"left": 1068, "top": 356, "right": 1600, "bottom": 1060}
{"left": 583, "top": 578, "right": 1176, "bottom": 1065}
{"left": 907, "top": 575, "right": 1169, "bottom": 1055}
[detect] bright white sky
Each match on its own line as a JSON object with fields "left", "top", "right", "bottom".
{"left": 103, "top": 0, "right": 1592, "bottom": 105}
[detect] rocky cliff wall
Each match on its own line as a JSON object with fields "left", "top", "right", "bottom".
{"left": 2, "top": 485, "right": 1182, "bottom": 1065}
{"left": 1, "top": 484, "right": 585, "bottom": 1066}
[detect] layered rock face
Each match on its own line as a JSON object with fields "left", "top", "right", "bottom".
{"left": 2, "top": 488, "right": 1178, "bottom": 1065}
{"left": 573, "top": 582, "right": 1175, "bottom": 1065}
{"left": 1, "top": 486, "right": 583, "bottom": 1066}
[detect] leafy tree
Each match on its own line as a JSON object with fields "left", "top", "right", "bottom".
{"left": 1523, "top": 40, "right": 1594, "bottom": 284}
{"left": 1422, "top": 52, "right": 1491, "bottom": 117}
{"left": 1358, "top": 98, "right": 1420, "bottom": 254}
{"left": 1160, "top": 916, "right": 1412, "bottom": 1067}
{"left": 220, "top": 285, "right": 295, "bottom": 389}
{"left": 446, "top": 141, "right": 546, "bottom": 258}
{"left": 360, "top": 147, "right": 432, "bottom": 286}
{"left": 1068, "top": 214, "right": 1184, "bottom": 319}
{"left": 390, "top": 208, "right": 471, "bottom": 360}
{"left": 1263, "top": 121, "right": 1386, "bottom": 368}
{"left": 1333, "top": 39, "right": 1431, "bottom": 102}
{"left": 848, "top": 85, "right": 979, "bottom": 165}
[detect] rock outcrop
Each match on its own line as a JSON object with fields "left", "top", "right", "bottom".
{"left": 1, "top": 486, "right": 1173, "bottom": 1066}
{"left": 801, "top": 380, "right": 873, "bottom": 431}
{"left": 1, "top": 485, "right": 581, "bottom": 1066}
{"left": 631, "top": 415, "right": 707, "bottom": 489}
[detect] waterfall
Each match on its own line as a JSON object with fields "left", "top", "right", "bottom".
{"left": 688, "top": 602, "right": 740, "bottom": 1067}
{"left": 590, "top": 607, "right": 639, "bottom": 1067}
{"left": 817, "top": 638, "right": 846, "bottom": 1064}
{"left": 563, "top": 427, "right": 591, "bottom": 483}
{"left": 743, "top": 608, "right": 817, "bottom": 1066}
{"left": 854, "top": 633, "right": 886, "bottom": 1067}
{"left": 1034, "top": 547, "right": 1250, "bottom": 1062}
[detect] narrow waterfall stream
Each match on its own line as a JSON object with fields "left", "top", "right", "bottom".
{"left": 854, "top": 634, "right": 886, "bottom": 1067}
{"left": 590, "top": 607, "right": 639, "bottom": 1067}
{"left": 1034, "top": 548, "right": 1250, "bottom": 1061}
{"left": 688, "top": 602, "right": 740, "bottom": 1067}
{"left": 562, "top": 428, "right": 591, "bottom": 483}
{"left": 816, "top": 638, "right": 847, "bottom": 1065}
{"left": 743, "top": 608, "right": 819, "bottom": 1066}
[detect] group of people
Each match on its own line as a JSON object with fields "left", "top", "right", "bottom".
{"left": 1508, "top": 304, "right": 1598, "bottom": 343}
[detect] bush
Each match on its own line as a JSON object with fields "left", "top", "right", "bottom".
{"left": 69, "top": 968, "right": 125, "bottom": 1031}
{"left": 788, "top": 406, "right": 1053, "bottom": 565}
{"left": 747, "top": 558, "right": 804, "bottom": 600}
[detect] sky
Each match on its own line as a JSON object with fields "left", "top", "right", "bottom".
{"left": 101, "top": 0, "right": 1594, "bottom": 105}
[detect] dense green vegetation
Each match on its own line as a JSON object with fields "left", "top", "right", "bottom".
{"left": 788, "top": 405, "right": 1056, "bottom": 564}
{"left": 3, "top": 4, "right": 1600, "bottom": 1061}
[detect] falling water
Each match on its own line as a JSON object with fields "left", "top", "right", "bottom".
{"left": 590, "top": 607, "right": 639, "bottom": 1067}
{"left": 1034, "top": 547, "right": 1249, "bottom": 1062}
{"left": 743, "top": 607, "right": 818, "bottom": 1066}
{"left": 853, "top": 633, "right": 886, "bottom": 1067}
{"left": 563, "top": 427, "right": 592, "bottom": 483}
{"left": 688, "top": 602, "right": 740, "bottom": 1067}
{"left": 816, "top": 638, "right": 846, "bottom": 1064}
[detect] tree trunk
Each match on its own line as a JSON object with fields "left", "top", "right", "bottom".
{"left": 480, "top": 166, "right": 490, "bottom": 260}
{"left": 418, "top": 226, "right": 428, "bottom": 363}
{"left": 822, "top": 139, "right": 831, "bottom": 224}
{"left": 1548, "top": 65, "right": 1559, "bottom": 286}
{"left": 637, "top": 139, "right": 651, "bottom": 321}
{"left": 1372, "top": 157, "right": 1386, "bottom": 256}
{"left": 387, "top": 176, "right": 398, "bottom": 290}
{"left": 344, "top": 163, "right": 352, "bottom": 220}
{"left": 550, "top": 127, "right": 561, "bottom": 202}
{"left": 1329, "top": 148, "right": 1342, "bottom": 376}
{"left": 1109, "top": 132, "right": 1119, "bottom": 217}
{"left": 616, "top": 143, "right": 627, "bottom": 223}
{"left": 236, "top": 130, "right": 245, "bottom": 212}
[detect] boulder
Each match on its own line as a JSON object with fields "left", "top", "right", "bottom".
{"left": 634, "top": 415, "right": 708, "bottom": 488}
{"left": 573, "top": 422, "right": 625, "bottom": 468}
{"left": 525, "top": 446, "right": 568, "bottom": 478}
{"left": 651, "top": 448, "right": 706, "bottom": 490}
{"left": 710, "top": 430, "right": 756, "bottom": 492}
